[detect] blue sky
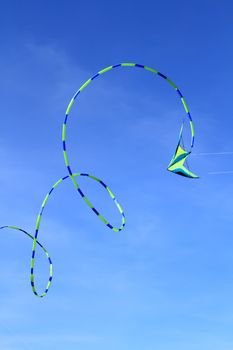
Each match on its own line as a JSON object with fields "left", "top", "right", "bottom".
{"left": 1, "top": 0, "right": 233, "bottom": 349}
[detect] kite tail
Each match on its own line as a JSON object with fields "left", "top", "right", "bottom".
{"left": 1, "top": 63, "right": 197, "bottom": 297}
{"left": 1, "top": 172, "right": 125, "bottom": 298}
{"left": 0, "top": 225, "right": 53, "bottom": 297}
{"left": 62, "top": 62, "right": 196, "bottom": 231}
{"left": 29, "top": 172, "right": 125, "bottom": 297}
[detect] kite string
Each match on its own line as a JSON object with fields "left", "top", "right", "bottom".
{"left": 191, "top": 152, "right": 233, "bottom": 175}
{"left": 192, "top": 151, "right": 233, "bottom": 156}
{"left": 208, "top": 170, "right": 233, "bottom": 175}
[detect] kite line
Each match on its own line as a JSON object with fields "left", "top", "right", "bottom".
{"left": 0, "top": 63, "right": 198, "bottom": 297}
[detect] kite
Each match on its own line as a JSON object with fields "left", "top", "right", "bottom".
{"left": 0, "top": 63, "right": 198, "bottom": 297}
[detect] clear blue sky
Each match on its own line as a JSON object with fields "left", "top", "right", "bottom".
{"left": 1, "top": 1, "right": 233, "bottom": 349}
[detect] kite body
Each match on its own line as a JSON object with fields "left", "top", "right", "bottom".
{"left": 167, "top": 143, "right": 199, "bottom": 178}
{"left": 0, "top": 62, "right": 198, "bottom": 297}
